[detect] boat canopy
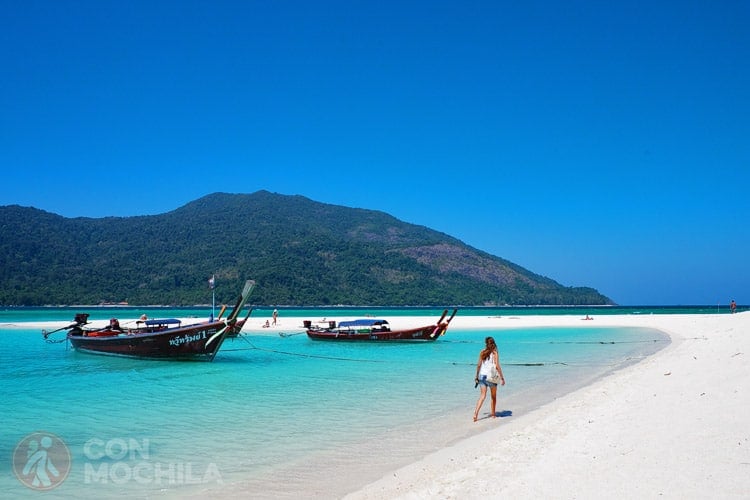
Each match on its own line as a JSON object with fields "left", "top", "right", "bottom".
{"left": 142, "top": 318, "right": 181, "bottom": 327}
{"left": 338, "top": 319, "right": 389, "bottom": 328}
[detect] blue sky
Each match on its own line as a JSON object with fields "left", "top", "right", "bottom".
{"left": 1, "top": 1, "right": 748, "bottom": 306}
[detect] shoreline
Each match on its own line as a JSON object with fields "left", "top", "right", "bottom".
{"left": 344, "top": 312, "right": 750, "bottom": 499}
{"left": 7, "top": 312, "right": 748, "bottom": 498}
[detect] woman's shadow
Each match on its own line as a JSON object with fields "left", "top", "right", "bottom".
{"left": 478, "top": 410, "right": 513, "bottom": 421}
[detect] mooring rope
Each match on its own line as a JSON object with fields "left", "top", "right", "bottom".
{"left": 222, "top": 334, "right": 645, "bottom": 367}
{"left": 515, "top": 339, "right": 669, "bottom": 345}
{"left": 446, "top": 361, "right": 565, "bottom": 367}
{"left": 442, "top": 339, "right": 669, "bottom": 345}
{"left": 44, "top": 337, "right": 68, "bottom": 344}
{"left": 447, "top": 355, "right": 650, "bottom": 368}
{"left": 224, "top": 334, "right": 385, "bottom": 363}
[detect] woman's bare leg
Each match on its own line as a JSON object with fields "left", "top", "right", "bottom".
{"left": 474, "top": 385, "right": 487, "bottom": 421}
{"left": 490, "top": 386, "right": 498, "bottom": 418}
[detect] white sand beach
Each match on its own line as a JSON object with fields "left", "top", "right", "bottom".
{"left": 335, "top": 312, "right": 750, "bottom": 499}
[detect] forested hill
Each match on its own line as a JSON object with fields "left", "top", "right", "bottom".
{"left": 0, "top": 191, "right": 613, "bottom": 306}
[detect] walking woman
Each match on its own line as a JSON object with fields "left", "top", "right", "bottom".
{"left": 473, "top": 336, "right": 505, "bottom": 422}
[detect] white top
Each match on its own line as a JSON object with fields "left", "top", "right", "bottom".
{"left": 479, "top": 351, "right": 496, "bottom": 376}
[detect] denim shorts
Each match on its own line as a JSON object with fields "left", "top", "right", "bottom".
{"left": 478, "top": 374, "right": 497, "bottom": 387}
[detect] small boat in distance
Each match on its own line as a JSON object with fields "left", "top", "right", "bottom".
{"left": 305, "top": 308, "right": 457, "bottom": 342}
{"left": 43, "top": 280, "right": 256, "bottom": 361}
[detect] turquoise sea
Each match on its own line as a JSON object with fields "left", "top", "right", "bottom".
{"left": 0, "top": 306, "right": 724, "bottom": 499}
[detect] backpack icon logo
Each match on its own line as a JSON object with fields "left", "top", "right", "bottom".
{"left": 13, "top": 432, "right": 71, "bottom": 490}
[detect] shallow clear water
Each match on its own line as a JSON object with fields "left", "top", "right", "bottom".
{"left": 0, "top": 308, "right": 670, "bottom": 499}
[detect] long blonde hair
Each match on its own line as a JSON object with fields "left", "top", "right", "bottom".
{"left": 481, "top": 336, "right": 497, "bottom": 361}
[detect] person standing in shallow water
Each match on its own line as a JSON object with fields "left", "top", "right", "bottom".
{"left": 474, "top": 336, "right": 505, "bottom": 422}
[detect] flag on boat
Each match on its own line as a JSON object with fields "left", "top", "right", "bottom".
{"left": 208, "top": 275, "right": 215, "bottom": 289}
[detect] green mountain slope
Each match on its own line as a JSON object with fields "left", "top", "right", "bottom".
{"left": 0, "top": 191, "right": 613, "bottom": 306}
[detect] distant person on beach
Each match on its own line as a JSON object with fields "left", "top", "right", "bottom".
{"left": 272, "top": 309, "right": 278, "bottom": 326}
{"left": 730, "top": 300, "right": 736, "bottom": 314}
{"left": 473, "top": 336, "right": 505, "bottom": 422}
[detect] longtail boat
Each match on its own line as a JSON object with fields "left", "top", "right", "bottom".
{"left": 43, "top": 280, "right": 255, "bottom": 361}
{"left": 305, "top": 308, "right": 457, "bottom": 342}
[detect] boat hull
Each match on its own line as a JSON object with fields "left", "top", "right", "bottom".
{"left": 306, "top": 324, "right": 446, "bottom": 342}
{"left": 45, "top": 280, "right": 256, "bottom": 362}
{"left": 68, "top": 320, "right": 236, "bottom": 361}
